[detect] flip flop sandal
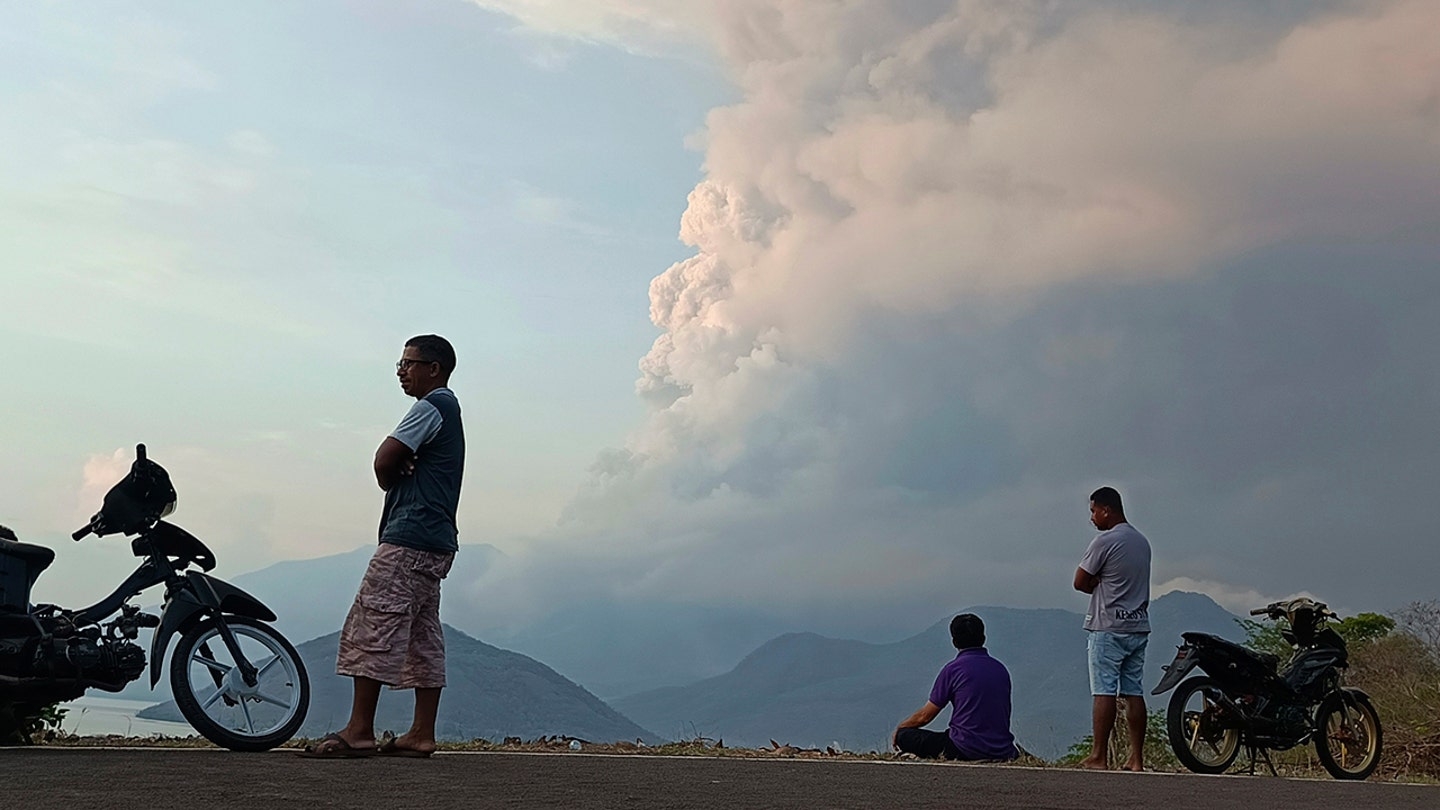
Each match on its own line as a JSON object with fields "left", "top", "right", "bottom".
{"left": 376, "top": 731, "right": 434, "bottom": 758}
{"left": 298, "top": 732, "right": 377, "bottom": 758}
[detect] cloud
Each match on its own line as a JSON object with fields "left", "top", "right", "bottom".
{"left": 464, "top": 1, "right": 707, "bottom": 56}
{"left": 78, "top": 449, "right": 133, "bottom": 524}
{"left": 1155, "top": 578, "right": 1318, "bottom": 618}
{"left": 227, "top": 130, "right": 276, "bottom": 158}
{"left": 462, "top": 0, "right": 1440, "bottom": 632}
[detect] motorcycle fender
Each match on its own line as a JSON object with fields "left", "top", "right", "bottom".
{"left": 148, "top": 571, "right": 279, "bottom": 688}
{"left": 1151, "top": 644, "right": 1199, "bottom": 695}
{"left": 1333, "top": 686, "right": 1372, "bottom": 709}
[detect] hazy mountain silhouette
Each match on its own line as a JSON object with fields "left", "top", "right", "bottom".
{"left": 200, "top": 549, "right": 1251, "bottom": 757}
{"left": 138, "top": 623, "right": 657, "bottom": 743}
{"left": 229, "top": 545, "right": 793, "bottom": 699}
{"left": 612, "top": 592, "right": 1242, "bottom": 759}
{"left": 484, "top": 600, "right": 796, "bottom": 699}
{"left": 229, "top": 543, "right": 504, "bottom": 650}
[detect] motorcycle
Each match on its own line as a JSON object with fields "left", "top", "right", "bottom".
{"left": 1152, "top": 597, "right": 1382, "bottom": 779}
{"left": 0, "top": 444, "right": 309, "bottom": 750}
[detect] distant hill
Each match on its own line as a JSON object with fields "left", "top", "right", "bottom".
{"left": 158, "top": 546, "right": 1253, "bottom": 757}
{"left": 229, "top": 545, "right": 794, "bottom": 699}
{"left": 229, "top": 543, "right": 504, "bottom": 650}
{"left": 484, "top": 600, "right": 796, "bottom": 699}
{"left": 138, "top": 624, "right": 658, "bottom": 743}
{"left": 612, "top": 592, "right": 1242, "bottom": 759}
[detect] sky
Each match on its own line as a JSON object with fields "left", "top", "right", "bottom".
{"left": 3, "top": 0, "right": 1438, "bottom": 641}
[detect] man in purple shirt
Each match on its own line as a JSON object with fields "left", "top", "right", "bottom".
{"left": 893, "top": 614, "right": 1020, "bottom": 761}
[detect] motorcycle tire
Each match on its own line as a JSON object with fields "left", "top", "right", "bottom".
{"left": 1167, "top": 676, "right": 1242, "bottom": 774}
{"left": 1314, "top": 689, "right": 1382, "bottom": 780}
{"left": 170, "top": 615, "right": 310, "bottom": 752}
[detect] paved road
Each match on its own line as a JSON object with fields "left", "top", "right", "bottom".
{"left": 1, "top": 749, "right": 1434, "bottom": 810}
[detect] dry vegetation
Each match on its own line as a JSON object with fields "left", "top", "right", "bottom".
{"left": 1352, "top": 601, "right": 1440, "bottom": 779}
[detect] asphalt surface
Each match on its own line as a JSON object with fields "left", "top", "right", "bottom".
{"left": 0, "top": 749, "right": 1435, "bottom": 810}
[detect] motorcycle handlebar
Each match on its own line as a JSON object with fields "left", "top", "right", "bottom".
{"left": 72, "top": 524, "right": 93, "bottom": 541}
{"left": 1249, "top": 607, "right": 1272, "bottom": 616}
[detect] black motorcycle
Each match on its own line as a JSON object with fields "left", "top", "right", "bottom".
{"left": 1152, "top": 597, "right": 1382, "bottom": 779}
{"left": 0, "top": 445, "right": 309, "bottom": 750}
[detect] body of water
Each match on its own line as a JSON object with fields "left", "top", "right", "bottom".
{"left": 60, "top": 695, "right": 196, "bottom": 738}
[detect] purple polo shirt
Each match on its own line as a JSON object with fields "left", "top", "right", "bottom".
{"left": 928, "top": 647, "right": 1019, "bottom": 760}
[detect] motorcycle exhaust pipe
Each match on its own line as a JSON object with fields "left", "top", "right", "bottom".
{"left": 1206, "top": 688, "right": 1253, "bottom": 723}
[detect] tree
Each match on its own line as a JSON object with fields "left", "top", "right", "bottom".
{"left": 1238, "top": 611, "right": 1394, "bottom": 659}
{"left": 1394, "top": 600, "right": 1440, "bottom": 658}
{"left": 1337, "top": 613, "right": 1396, "bottom": 647}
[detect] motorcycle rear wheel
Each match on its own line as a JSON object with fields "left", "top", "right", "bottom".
{"left": 1167, "top": 676, "right": 1242, "bottom": 774}
{"left": 1314, "top": 690, "right": 1382, "bottom": 780}
{"left": 170, "top": 615, "right": 309, "bottom": 751}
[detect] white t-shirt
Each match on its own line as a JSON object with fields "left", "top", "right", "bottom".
{"left": 1079, "top": 522, "right": 1152, "bottom": 633}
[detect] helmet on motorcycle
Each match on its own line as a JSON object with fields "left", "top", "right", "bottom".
{"left": 89, "top": 447, "right": 177, "bottom": 537}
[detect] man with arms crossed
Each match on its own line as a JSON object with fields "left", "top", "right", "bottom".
{"left": 1073, "top": 486, "right": 1151, "bottom": 771}
{"left": 892, "top": 613, "right": 1019, "bottom": 761}
{"left": 303, "top": 335, "right": 464, "bottom": 758}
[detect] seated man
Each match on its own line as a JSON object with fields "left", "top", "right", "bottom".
{"left": 893, "top": 613, "right": 1020, "bottom": 761}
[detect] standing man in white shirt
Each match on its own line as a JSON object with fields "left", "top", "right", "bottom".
{"left": 1073, "top": 486, "right": 1151, "bottom": 771}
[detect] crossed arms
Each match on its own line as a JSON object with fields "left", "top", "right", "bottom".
{"left": 373, "top": 437, "right": 416, "bottom": 491}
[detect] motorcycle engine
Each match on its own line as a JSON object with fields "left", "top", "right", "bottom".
{"left": 1276, "top": 704, "right": 1311, "bottom": 739}
{"left": 37, "top": 632, "right": 146, "bottom": 688}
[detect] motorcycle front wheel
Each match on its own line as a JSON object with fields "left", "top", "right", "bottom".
{"left": 170, "top": 615, "right": 310, "bottom": 751}
{"left": 1314, "top": 690, "right": 1382, "bottom": 780}
{"left": 1167, "top": 676, "right": 1242, "bottom": 774}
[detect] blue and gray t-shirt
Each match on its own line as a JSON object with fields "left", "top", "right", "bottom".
{"left": 379, "top": 387, "right": 464, "bottom": 554}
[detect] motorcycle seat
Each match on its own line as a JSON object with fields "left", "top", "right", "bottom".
{"left": 1183, "top": 631, "right": 1281, "bottom": 671}
{"left": 1, "top": 538, "right": 56, "bottom": 612}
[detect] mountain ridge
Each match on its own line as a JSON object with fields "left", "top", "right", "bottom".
{"left": 613, "top": 592, "right": 1242, "bottom": 759}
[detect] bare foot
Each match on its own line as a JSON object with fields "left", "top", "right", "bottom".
{"left": 1124, "top": 760, "right": 1144, "bottom": 772}
{"left": 1079, "top": 755, "right": 1109, "bottom": 770}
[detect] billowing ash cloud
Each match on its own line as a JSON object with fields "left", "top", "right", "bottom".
{"left": 463, "top": 0, "right": 1440, "bottom": 635}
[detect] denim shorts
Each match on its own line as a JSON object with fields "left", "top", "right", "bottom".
{"left": 1088, "top": 631, "right": 1148, "bottom": 696}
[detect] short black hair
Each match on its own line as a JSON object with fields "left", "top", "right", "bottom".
{"left": 950, "top": 614, "right": 985, "bottom": 650}
{"left": 406, "top": 334, "right": 456, "bottom": 374}
{"left": 1090, "top": 486, "right": 1124, "bottom": 514}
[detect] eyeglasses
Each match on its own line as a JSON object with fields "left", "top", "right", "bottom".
{"left": 396, "top": 358, "right": 437, "bottom": 371}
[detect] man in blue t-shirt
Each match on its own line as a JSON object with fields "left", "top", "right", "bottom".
{"left": 893, "top": 614, "right": 1020, "bottom": 761}
{"left": 303, "top": 334, "right": 465, "bottom": 759}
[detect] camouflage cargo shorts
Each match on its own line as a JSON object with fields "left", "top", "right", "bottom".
{"left": 336, "top": 543, "right": 455, "bottom": 689}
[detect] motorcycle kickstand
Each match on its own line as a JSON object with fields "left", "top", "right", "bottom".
{"left": 1245, "top": 745, "right": 1278, "bottom": 777}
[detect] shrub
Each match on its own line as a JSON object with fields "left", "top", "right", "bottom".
{"left": 1348, "top": 602, "right": 1440, "bottom": 778}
